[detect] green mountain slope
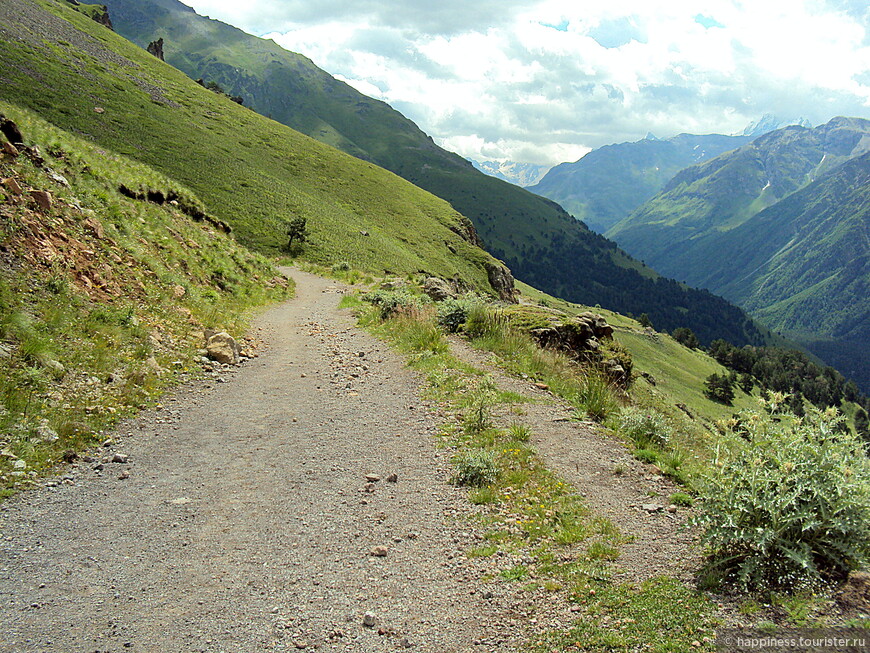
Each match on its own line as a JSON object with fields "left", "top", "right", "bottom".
{"left": 606, "top": 118, "right": 870, "bottom": 391}
{"left": 0, "top": 101, "right": 292, "bottom": 493}
{"left": 0, "top": 0, "right": 514, "bottom": 299}
{"left": 683, "top": 153, "right": 870, "bottom": 389}
{"left": 607, "top": 117, "right": 870, "bottom": 276}
{"left": 94, "top": 0, "right": 774, "bottom": 347}
{"left": 530, "top": 133, "right": 752, "bottom": 233}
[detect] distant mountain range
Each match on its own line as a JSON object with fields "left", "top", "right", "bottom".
{"left": 470, "top": 160, "right": 550, "bottom": 187}
{"left": 606, "top": 117, "right": 870, "bottom": 390}
{"left": 95, "top": 0, "right": 776, "bottom": 347}
{"left": 530, "top": 116, "right": 811, "bottom": 234}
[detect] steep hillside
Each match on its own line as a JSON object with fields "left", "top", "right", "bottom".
{"left": 0, "top": 102, "right": 290, "bottom": 493}
{"left": 94, "top": 0, "right": 772, "bottom": 347}
{"left": 683, "top": 153, "right": 870, "bottom": 389}
{"left": 0, "top": 0, "right": 511, "bottom": 299}
{"left": 608, "top": 117, "right": 870, "bottom": 277}
{"left": 530, "top": 132, "right": 752, "bottom": 233}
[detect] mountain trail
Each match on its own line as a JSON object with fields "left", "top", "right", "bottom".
{"left": 446, "top": 337, "right": 702, "bottom": 585}
{"left": 0, "top": 270, "right": 525, "bottom": 652}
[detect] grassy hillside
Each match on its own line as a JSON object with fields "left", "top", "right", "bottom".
{"left": 530, "top": 133, "right": 751, "bottom": 233}
{"left": 96, "top": 0, "right": 774, "bottom": 348}
{"left": 0, "top": 101, "right": 291, "bottom": 495}
{"left": 0, "top": 0, "right": 507, "bottom": 297}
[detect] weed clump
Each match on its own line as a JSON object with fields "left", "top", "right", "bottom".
{"left": 436, "top": 296, "right": 481, "bottom": 333}
{"left": 362, "top": 288, "right": 426, "bottom": 319}
{"left": 692, "top": 396, "right": 870, "bottom": 592}
{"left": 618, "top": 407, "right": 671, "bottom": 448}
{"left": 453, "top": 450, "right": 499, "bottom": 487}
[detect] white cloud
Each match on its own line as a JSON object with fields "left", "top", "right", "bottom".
{"left": 185, "top": 0, "right": 870, "bottom": 165}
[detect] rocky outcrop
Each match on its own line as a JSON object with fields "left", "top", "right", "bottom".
{"left": 147, "top": 38, "right": 165, "bottom": 61}
{"left": 93, "top": 5, "right": 113, "bottom": 30}
{"left": 517, "top": 308, "right": 632, "bottom": 387}
{"left": 422, "top": 277, "right": 456, "bottom": 301}
{"left": 485, "top": 262, "right": 518, "bottom": 304}
{"left": 0, "top": 115, "right": 23, "bottom": 146}
{"left": 449, "top": 216, "right": 483, "bottom": 248}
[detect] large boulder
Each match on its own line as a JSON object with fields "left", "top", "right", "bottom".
{"left": 485, "top": 262, "right": 518, "bottom": 304}
{"left": 206, "top": 332, "right": 240, "bottom": 365}
{"left": 422, "top": 277, "right": 455, "bottom": 301}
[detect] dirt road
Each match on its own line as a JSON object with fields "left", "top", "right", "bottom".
{"left": 0, "top": 271, "right": 520, "bottom": 653}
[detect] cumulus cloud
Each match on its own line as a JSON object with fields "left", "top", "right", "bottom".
{"left": 185, "top": 0, "right": 870, "bottom": 165}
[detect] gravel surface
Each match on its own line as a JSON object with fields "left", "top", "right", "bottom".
{"left": 0, "top": 271, "right": 523, "bottom": 653}
{"left": 447, "top": 337, "right": 703, "bottom": 584}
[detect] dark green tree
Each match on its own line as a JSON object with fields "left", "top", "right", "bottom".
{"left": 286, "top": 217, "right": 309, "bottom": 251}
{"left": 672, "top": 327, "right": 700, "bottom": 349}
{"left": 704, "top": 373, "right": 735, "bottom": 405}
{"left": 638, "top": 313, "right": 653, "bottom": 328}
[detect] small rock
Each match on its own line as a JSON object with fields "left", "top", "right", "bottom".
{"left": 112, "top": 453, "right": 128, "bottom": 464}
{"left": 667, "top": 504, "right": 678, "bottom": 513}
{"left": 118, "top": 470, "right": 130, "bottom": 480}
{"left": 1, "top": 141, "right": 19, "bottom": 158}
{"left": 94, "top": 106, "right": 105, "bottom": 114}
{"left": 642, "top": 504, "right": 663, "bottom": 513}
{"left": 293, "top": 640, "right": 307, "bottom": 649}
{"left": 206, "top": 332, "right": 240, "bottom": 365}
{"left": 365, "top": 474, "right": 380, "bottom": 482}
{"left": 362, "top": 612, "right": 376, "bottom": 627}
{"left": 3, "top": 177, "right": 22, "bottom": 194}
{"left": 534, "top": 382, "right": 549, "bottom": 390}
{"left": 13, "top": 459, "right": 26, "bottom": 470}
{"left": 369, "top": 546, "right": 388, "bottom": 557}
{"left": 364, "top": 483, "right": 376, "bottom": 493}
{"left": 30, "top": 190, "right": 52, "bottom": 212}
{"left": 386, "top": 473, "right": 398, "bottom": 483}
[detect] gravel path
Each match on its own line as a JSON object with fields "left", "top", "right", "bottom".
{"left": 446, "top": 337, "right": 702, "bottom": 585}
{"left": 0, "top": 270, "right": 522, "bottom": 653}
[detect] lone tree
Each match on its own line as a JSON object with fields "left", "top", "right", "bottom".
{"left": 286, "top": 217, "right": 309, "bottom": 251}
{"left": 672, "top": 327, "right": 700, "bottom": 349}
{"left": 704, "top": 373, "right": 735, "bottom": 405}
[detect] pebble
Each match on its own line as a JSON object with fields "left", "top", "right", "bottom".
{"left": 642, "top": 503, "right": 663, "bottom": 513}
{"left": 111, "top": 453, "right": 128, "bottom": 464}
{"left": 369, "top": 546, "right": 388, "bottom": 557}
{"left": 362, "top": 612, "right": 376, "bottom": 627}
{"left": 365, "top": 474, "right": 380, "bottom": 482}
{"left": 386, "top": 473, "right": 398, "bottom": 483}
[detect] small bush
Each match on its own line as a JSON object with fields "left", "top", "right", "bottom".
{"left": 618, "top": 407, "right": 671, "bottom": 448}
{"left": 363, "top": 288, "right": 425, "bottom": 319}
{"left": 508, "top": 422, "right": 532, "bottom": 442}
{"left": 453, "top": 449, "right": 499, "bottom": 487}
{"left": 436, "top": 296, "right": 480, "bottom": 333}
{"left": 462, "top": 379, "right": 497, "bottom": 435}
{"left": 692, "top": 397, "right": 870, "bottom": 592}
{"left": 574, "top": 373, "right": 619, "bottom": 422}
{"left": 670, "top": 492, "right": 694, "bottom": 507}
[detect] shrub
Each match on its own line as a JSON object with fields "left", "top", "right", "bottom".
{"left": 453, "top": 449, "right": 499, "bottom": 487}
{"left": 436, "top": 296, "right": 480, "bottom": 333}
{"left": 691, "top": 397, "right": 870, "bottom": 592}
{"left": 574, "top": 373, "right": 620, "bottom": 422}
{"left": 672, "top": 327, "right": 701, "bottom": 349}
{"left": 618, "top": 407, "right": 671, "bottom": 448}
{"left": 362, "top": 288, "right": 425, "bottom": 319}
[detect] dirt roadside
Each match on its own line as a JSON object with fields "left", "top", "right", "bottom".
{"left": 0, "top": 270, "right": 525, "bottom": 653}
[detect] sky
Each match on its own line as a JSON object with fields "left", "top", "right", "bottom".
{"left": 184, "top": 0, "right": 870, "bottom": 166}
